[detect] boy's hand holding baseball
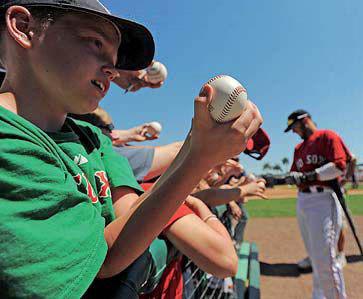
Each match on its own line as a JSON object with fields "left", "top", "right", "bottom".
{"left": 190, "top": 84, "right": 263, "bottom": 168}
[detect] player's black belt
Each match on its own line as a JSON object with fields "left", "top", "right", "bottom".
{"left": 300, "top": 186, "right": 325, "bottom": 193}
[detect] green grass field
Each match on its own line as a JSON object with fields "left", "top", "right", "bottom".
{"left": 247, "top": 194, "right": 363, "bottom": 218}
{"left": 346, "top": 183, "right": 363, "bottom": 191}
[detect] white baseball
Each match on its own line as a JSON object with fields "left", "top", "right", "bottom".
{"left": 146, "top": 62, "right": 168, "bottom": 84}
{"left": 145, "top": 121, "right": 162, "bottom": 137}
{"left": 246, "top": 173, "right": 257, "bottom": 182}
{"left": 206, "top": 75, "right": 248, "bottom": 123}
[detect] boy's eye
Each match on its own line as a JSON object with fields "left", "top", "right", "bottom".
{"left": 92, "top": 38, "right": 103, "bottom": 49}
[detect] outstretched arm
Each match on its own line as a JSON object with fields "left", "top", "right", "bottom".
{"left": 193, "top": 179, "right": 267, "bottom": 207}
{"left": 143, "top": 141, "right": 183, "bottom": 181}
{"left": 112, "top": 69, "right": 163, "bottom": 92}
{"left": 111, "top": 123, "right": 160, "bottom": 146}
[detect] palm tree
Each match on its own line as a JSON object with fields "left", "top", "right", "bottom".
{"left": 273, "top": 164, "right": 283, "bottom": 174}
{"left": 262, "top": 163, "right": 271, "bottom": 174}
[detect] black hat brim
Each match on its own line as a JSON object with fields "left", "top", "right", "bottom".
{"left": 1, "top": 3, "right": 155, "bottom": 71}
{"left": 284, "top": 125, "right": 292, "bottom": 133}
{"left": 106, "top": 14, "right": 155, "bottom": 70}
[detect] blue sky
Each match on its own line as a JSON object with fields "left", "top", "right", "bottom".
{"left": 101, "top": 0, "right": 363, "bottom": 174}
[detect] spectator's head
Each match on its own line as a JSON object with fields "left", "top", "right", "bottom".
{"left": 0, "top": 1, "right": 154, "bottom": 114}
{"left": 204, "top": 169, "right": 221, "bottom": 186}
{"left": 70, "top": 107, "right": 114, "bottom": 138}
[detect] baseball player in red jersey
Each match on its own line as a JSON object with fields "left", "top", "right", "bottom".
{"left": 285, "top": 109, "right": 351, "bottom": 299}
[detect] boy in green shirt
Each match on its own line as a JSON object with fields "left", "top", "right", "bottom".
{"left": 0, "top": 0, "right": 263, "bottom": 297}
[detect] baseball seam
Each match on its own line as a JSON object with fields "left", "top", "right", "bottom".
{"left": 207, "top": 75, "right": 226, "bottom": 85}
{"left": 216, "top": 85, "right": 246, "bottom": 123}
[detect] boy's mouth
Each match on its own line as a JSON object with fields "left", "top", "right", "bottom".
{"left": 91, "top": 80, "right": 107, "bottom": 93}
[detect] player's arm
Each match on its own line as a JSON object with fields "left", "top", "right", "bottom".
{"left": 98, "top": 86, "right": 263, "bottom": 278}
{"left": 313, "top": 132, "right": 349, "bottom": 181}
{"left": 314, "top": 162, "right": 344, "bottom": 181}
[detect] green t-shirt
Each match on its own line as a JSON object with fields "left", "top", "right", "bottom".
{"left": 0, "top": 106, "right": 142, "bottom": 298}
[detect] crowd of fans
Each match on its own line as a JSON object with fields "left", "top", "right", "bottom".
{"left": 0, "top": 2, "right": 266, "bottom": 298}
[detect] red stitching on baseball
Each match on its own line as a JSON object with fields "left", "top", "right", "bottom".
{"left": 216, "top": 85, "right": 246, "bottom": 123}
{"left": 207, "top": 75, "right": 226, "bottom": 85}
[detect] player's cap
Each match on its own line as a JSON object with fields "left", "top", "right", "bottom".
{"left": 284, "top": 109, "right": 311, "bottom": 133}
{"left": 0, "top": 0, "right": 155, "bottom": 70}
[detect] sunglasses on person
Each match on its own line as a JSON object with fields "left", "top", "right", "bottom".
{"left": 98, "top": 123, "right": 115, "bottom": 133}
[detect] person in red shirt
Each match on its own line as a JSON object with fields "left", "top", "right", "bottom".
{"left": 285, "top": 109, "right": 350, "bottom": 299}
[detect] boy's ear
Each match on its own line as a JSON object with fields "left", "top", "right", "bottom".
{"left": 6, "top": 6, "right": 33, "bottom": 49}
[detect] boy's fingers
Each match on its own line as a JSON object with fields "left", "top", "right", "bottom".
{"left": 232, "top": 101, "right": 262, "bottom": 136}
{"left": 244, "top": 101, "right": 263, "bottom": 138}
{"left": 194, "top": 84, "right": 213, "bottom": 121}
{"left": 231, "top": 104, "right": 254, "bottom": 133}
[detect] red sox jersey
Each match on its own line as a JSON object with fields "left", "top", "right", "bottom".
{"left": 290, "top": 129, "right": 352, "bottom": 187}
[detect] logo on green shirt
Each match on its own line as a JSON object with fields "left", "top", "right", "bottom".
{"left": 74, "top": 154, "right": 89, "bottom": 165}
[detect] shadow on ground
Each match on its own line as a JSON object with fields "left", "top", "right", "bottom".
{"left": 260, "top": 255, "right": 363, "bottom": 277}
{"left": 346, "top": 254, "right": 363, "bottom": 263}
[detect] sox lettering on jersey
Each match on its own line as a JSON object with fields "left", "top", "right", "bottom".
{"left": 95, "top": 171, "right": 111, "bottom": 198}
{"left": 292, "top": 130, "right": 349, "bottom": 173}
{"left": 73, "top": 172, "right": 111, "bottom": 203}
{"left": 296, "top": 154, "right": 326, "bottom": 170}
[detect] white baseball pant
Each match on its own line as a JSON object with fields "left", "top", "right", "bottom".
{"left": 297, "top": 190, "right": 346, "bottom": 299}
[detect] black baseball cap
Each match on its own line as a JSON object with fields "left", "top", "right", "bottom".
{"left": 284, "top": 109, "right": 311, "bottom": 133}
{"left": 0, "top": 0, "right": 155, "bottom": 70}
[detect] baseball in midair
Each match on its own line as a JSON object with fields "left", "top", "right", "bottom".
{"left": 145, "top": 121, "right": 162, "bottom": 137}
{"left": 146, "top": 62, "right": 168, "bottom": 84}
{"left": 206, "top": 75, "right": 248, "bottom": 123}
